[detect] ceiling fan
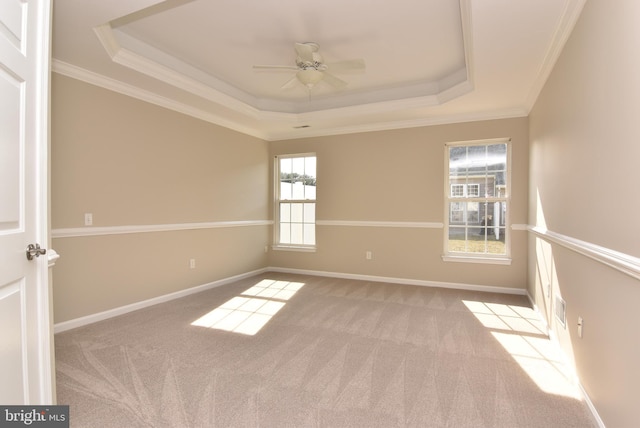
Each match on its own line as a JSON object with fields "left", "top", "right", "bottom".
{"left": 253, "top": 42, "right": 365, "bottom": 91}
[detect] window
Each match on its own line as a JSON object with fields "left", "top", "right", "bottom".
{"left": 444, "top": 140, "right": 510, "bottom": 262}
{"left": 450, "top": 183, "right": 479, "bottom": 198}
{"left": 275, "top": 154, "right": 316, "bottom": 249}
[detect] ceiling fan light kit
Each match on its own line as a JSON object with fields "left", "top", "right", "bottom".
{"left": 296, "top": 68, "right": 324, "bottom": 88}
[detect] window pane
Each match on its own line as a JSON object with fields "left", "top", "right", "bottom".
{"left": 303, "top": 224, "right": 315, "bottom": 245}
{"left": 290, "top": 223, "right": 303, "bottom": 244}
{"left": 280, "top": 203, "right": 290, "bottom": 222}
{"left": 292, "top": 157, "right": 305, "bottom": 176}
{"left": 466, "top": 202, "right": 479, "bottom": 223}
{"left": 448, "top": 227, "right": 466, "bottom": 252}
{"left": 304, "top": 203, "right": 315, "bottom": 223}
{"left": 466, "top": 227, "right": 487, "bottom": 253}
{"left": 450, "top": 202, "right": 464, "bottom": 223}
{"left": 292, "top": 181, "right": 304, "bottom": 199}
{"left": 304, "top": 156, "right": 316, "bottom": 178}
{"left": 487, "top": 144, "right": 507, "bottom": 170}
{"left": 449, "top": 146, "right": 467, "bottom": 179}
{"left": 290, "top": 203, "right": 303, "bottom": 222}
{"left": 280, "top": 157, "right": 293, "bottom": 175}
{"left": 279, "top": 223, "right": 290, "bottom": 244}
{"left": 468, "top": 145, "right": 488, "bottom": 169}
{"left": 280, "top": 182, "right": 292, "bottom": 200}
{"left": 488, "top": 229, "right": 507, "bottom": 254}
{"left": 304, "top": 181, "right": 316, "bottom": 200}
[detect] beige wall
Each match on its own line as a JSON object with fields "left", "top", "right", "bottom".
{"left": 52, "top": 73, "right": 530, "bottom": 325}
{"left": 269, "top": 118, "right": 529, "bottom": 289}
{"left": 528, "top": 0, "right": 640, "bottom": 426}
{"left": 51, "top": 74, "right": 270, "bottom": 323}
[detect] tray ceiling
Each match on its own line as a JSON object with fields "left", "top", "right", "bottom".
{"left": 52, "top": 0, "right": 585, "bottom": 140}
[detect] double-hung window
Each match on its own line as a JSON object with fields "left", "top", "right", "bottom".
{"left": 275, "top": 154, "right": 316, "bottom": 249}
{"left": 444, "top": 140, "right": 510, "bottom": 263}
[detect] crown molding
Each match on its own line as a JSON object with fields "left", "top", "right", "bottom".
{"left": 54, "top": 58, "right": 528, "bottom": 142}
{"left": 51, "top": 60, "right": 270, "bottom": 140}
{"left": 524, "top": 0, "right": 587, "bottom": 111}
{"left": 265, "top": 107, "right": 529, "bottom": 141}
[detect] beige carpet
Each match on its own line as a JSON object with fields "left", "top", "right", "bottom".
{"left": 55, "top": 273, "right": 596, "bottom": 427}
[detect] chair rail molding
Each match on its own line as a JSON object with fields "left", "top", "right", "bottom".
{"left": 528, "top": 226, "right": 640, "bottom": 281}
{"left": 52, "top": 220, "right": 273, "bottom": 238}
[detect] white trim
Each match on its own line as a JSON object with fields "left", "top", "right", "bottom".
{"left": 271, "top": 245, "right": 316, "bottom": 253}
{"left": 529, "top": 226, "right": 640, "bottom": 281}
{"left": 51, "top": 60, "right": 268, "bottom": 141}
{"left": 526, "top": 294, "right": 605, "bottom": 428}
{"left": 53, "top": 268, "right": 269, "bottom": 333}
{"left": 316, "top": 220, "right": 444, "bottom": 229}
{"left": 580, "top": 383, "right": 606, "bottom": 428}
{"left": 268, "top": 266, "right": 526, "bottom": 295}
{"left": 441, "top": 255, "right": 512, "bottom": 265}
{"left": 51, "top": 60, "right": 530, "bottom": 143}
{"left": 52, "top": 220, "right": 272, "bottom": 239}
{"left": 523, "top": 0, "right": 587, "bottom": 111}
{"left": 314, "top": 220, "right": 526, "bottom": 231}
{"left": 54, "top": 266, "right": 526, "bottom": 333}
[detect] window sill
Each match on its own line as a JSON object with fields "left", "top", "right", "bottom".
{"left": 442, "top": 255, "right": 512, "bottom": 265}
{"left": 272, "top": 245, "right": 317, "bottom": 253}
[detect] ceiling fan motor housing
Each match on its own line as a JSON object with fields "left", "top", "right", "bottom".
{"left": 296, "top": 52, "right": 326, "bottom": 70}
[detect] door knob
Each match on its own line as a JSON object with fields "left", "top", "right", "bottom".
{"left": 26, "top": 243, "right": 47, "bottom": 260}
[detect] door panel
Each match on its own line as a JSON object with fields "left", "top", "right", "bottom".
{"left": 0, "top": 280, "right": 26, "bottom": 403}
{"left": 0, "top": 0, "right": 53, "bottom": 405}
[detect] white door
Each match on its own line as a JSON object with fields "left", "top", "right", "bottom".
{"left": 0, "top": 0, "right": 53, "bottom": 404}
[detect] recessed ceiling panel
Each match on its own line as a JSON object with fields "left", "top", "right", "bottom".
{"left": 110, "top": 0, "right": 466, "bottom": 104}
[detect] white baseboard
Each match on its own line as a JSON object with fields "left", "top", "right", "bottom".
{"left": 579, "top": 383, "right": 605, "bottom": 428}
{"left": 268, "top": 266, "right": 527, "bottom": 295}
{"left": 527, "top": 292, "right": 605, "bottom": 428}
{"left": 53, "top": 268, "right": 268, "bottom": 333}
{"left": 55, "top": 266, "right": 526, "bottom": 333}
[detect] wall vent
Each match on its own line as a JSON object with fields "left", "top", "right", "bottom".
{"left": 555, "top": 295, "right": 566, "bottom": 328}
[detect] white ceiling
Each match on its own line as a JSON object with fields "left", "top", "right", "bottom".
{"left": 52, "top": 0, "right": 585, "bottom": 141}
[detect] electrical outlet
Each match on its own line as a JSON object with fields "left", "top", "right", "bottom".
{"left": 365, "top": 251, "right": 372, "bottom": 260}
{"left": 189, "top": 259, "right": 196, "bottom": 269}
{"left": 578, "top": 316, "right": 584, "bottom": 338}
{"left": 84, "top": 213, "right": 93, "bottom": 226}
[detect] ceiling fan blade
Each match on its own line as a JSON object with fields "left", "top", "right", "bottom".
{"left": 253, "top": 65, "right": 299, "bottom": 70}
{"left": 294, "top": 42, "right": 315, "bottom": 63}
{"left": 326, "top": 59, "right": 366, "bottom": 72}
{"left": 322, "top": 72, "right": 348, "bottom": 88}
{"left": 280, "top": 76, "right": 299, "bottom": 90}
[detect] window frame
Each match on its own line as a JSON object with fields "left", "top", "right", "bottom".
{"left": 443, "top": 139, "right": 512, "bottom": 265}
{"left": 273, "top": 153, "right": 317, "bottom": 252}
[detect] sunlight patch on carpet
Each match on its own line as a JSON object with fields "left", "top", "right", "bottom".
{"left": 191, "top": 279, "right": 304, "bottom": 335}
{"left": 463, "top": 300, "right": 582, "bottom": 399}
